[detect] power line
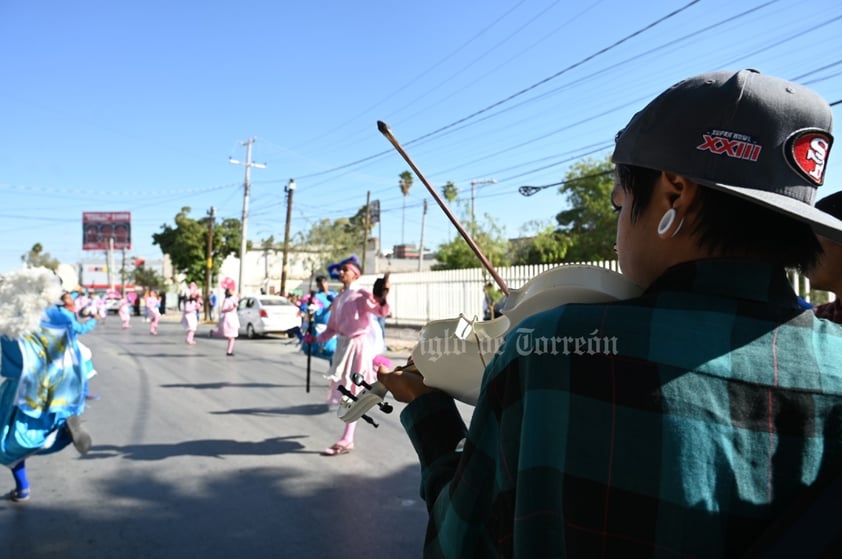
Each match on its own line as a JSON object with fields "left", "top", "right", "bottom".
{"left": 295, "top": 0, "right": 702, "bottom": 181}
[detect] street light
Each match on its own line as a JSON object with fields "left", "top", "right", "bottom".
{"left": 470, "top": 178, "right": 497, "bottom": 223}
{"left": 280, "top": 178, "right": 296, "bottom": 296}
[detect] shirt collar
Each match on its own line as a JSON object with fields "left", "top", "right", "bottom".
{"left": 644, "top": 259, "right": 798, "bottom": 306}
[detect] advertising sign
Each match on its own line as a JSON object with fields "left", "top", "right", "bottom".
{"left": 83, "top": 211, "right": 132, "bottom": 251}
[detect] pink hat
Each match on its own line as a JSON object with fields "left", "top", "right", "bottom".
{"left": 220, "top": 277, "right": 236, "bottom": 291}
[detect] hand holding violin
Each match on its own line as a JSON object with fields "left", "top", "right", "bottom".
{"left": 377, "top": 360, "right": 434, "bottom": 404}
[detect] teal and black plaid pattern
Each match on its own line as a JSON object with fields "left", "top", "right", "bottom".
{"left": 401, "top": 260, "right": 842, "bottom": 558}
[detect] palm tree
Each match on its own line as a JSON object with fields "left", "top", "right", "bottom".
{"left": 441, "top": 181, "right": 458, "bottom": 239}
{"left": 399, "top": 170, "right": 413, "bottom": 244}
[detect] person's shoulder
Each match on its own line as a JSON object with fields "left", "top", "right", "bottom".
{"left": 511, "top": 298, "right": 629, "bottom": 327}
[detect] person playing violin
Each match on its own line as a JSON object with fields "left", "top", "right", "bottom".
{"left": 304, "top": 257, "right": 390, "bottom": 456}
{"left": 379, "top": 70, "right": 842, "bottom": 557}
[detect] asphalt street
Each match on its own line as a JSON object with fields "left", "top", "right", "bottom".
{"left": 0, "top": 315, "right": 445, "bottom": 559}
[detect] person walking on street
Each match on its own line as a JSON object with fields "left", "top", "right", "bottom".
{"left": 2, "top": 273, "right": 96, "bottom": 503}
{"left": 118, "top": 295, "right": 132, "bottom": 329}
{"left": 209, "top": 278, "right": 239, "bottom": 356}
{"left": 146, "top": 290, "right": 161, "bottom": 335}
{"left": 181, "top": 281, "right": 202, "bottom": 345}
{"left": 304, "top": 256, "right": 390, "bottom": 456}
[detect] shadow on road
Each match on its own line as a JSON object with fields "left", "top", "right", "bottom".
{"left": 1, "top": 464, "right": 427, "bottom": 559}
{"left": 87, "top": 436, "right": 308, "bottom": 461}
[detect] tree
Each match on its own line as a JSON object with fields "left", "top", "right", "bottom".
{"left": 441, "top": 181, "right": 458, "bottom": 204}
{"left": 432, "top": 212, "right": 510, "bottom": 270}
{"left": 297, "top": 204, "right": 370, "bottom": 274}
{"left": 441, "top": 181, "right": 458, "bottom": 240}
{"left": 132, "top": 260, "right": 165, "bottom": 291}
{"left": 511, "top": 220, "right": 572, "bottom": 265}
{"left": 21, "top": 243, "right": 59, "bottom": 270}
{"left": 152, "top": 207, "right": 242, "bottom": 285}
{"left": 349, "top": 203, "right": 376, "bottom": 243}
{"left": 556, "top": 156, "right": 616, "bottom": 262}
{"left": 399, "top": 170, "right": 413, "bottom": 244}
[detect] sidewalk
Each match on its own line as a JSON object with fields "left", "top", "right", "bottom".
{"left": 383, "top": 324, "right": 421, "bottom": 361}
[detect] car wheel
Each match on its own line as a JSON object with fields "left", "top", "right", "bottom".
{"left": 246, "top": 324, "right": 256, "bottom": 339}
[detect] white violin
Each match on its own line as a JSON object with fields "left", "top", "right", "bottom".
{"left": 411, "top": 264, "right": 642, "bottom": 406}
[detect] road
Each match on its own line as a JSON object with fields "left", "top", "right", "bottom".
{"left": 0, "top": 315, "right": 438, "bottom": 559}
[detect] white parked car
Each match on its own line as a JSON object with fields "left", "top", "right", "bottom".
{"left": 237, "top": 295, "right": 301, "bottom": 339}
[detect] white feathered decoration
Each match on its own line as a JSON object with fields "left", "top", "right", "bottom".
{"left": 0, "top": 267, "right": 63, "bottom": 338}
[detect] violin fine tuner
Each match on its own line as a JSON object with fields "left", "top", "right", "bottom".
{"left": 336, "top": 373, "right": 393, "bottom": 428}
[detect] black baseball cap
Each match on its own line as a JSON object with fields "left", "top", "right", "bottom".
{"left": 613, "top": 69, "right": 842, "bottom": 243}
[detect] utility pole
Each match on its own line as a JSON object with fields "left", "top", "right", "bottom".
{"left": 362, "top": 190, "right": 371, "bottom": 275}
{"left": 470, "top": 178, "right": 498, "bottom": 223}
{"left": 280, "top": 178, "right": 296, "bottom": 296}
{"left": 107, "top": 237, "right": 115, "bottom": 291}
{"left": 120, "top": 248, "right": 126, "bottom": 296}
{"left": 229, "top": 138, "right": 266, "bottom": 295}
{"left": 418, "top": 199, "right": 427, "bottom": 271}
{"left": 205, "top": 207, "right": 215, "bottom": 320}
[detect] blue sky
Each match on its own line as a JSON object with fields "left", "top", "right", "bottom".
{"left": 1, "top": 0, "right": 841, "bottom": 273}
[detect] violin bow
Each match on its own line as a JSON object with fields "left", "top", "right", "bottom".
{"left": 377, "top": 121, "right": 509, "bottom": 296}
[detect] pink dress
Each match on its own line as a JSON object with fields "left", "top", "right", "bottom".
{"left": 181, "top": 298, "right": 201, "bottom": 332}
{"left": 146, "top": 295, "right": 161, "bottom": 334}
{"left": 316, "top": 285, "right": 390, "bottom": 405}
{"left": 118, "top": 298, "right": 132, "bottom": 327}
{"left": 214, "top": 296, "right": 240, "bottom": 338}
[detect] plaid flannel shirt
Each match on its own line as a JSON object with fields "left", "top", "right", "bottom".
{"left": 401, "top": 259, "right": 842, "bottom": 558}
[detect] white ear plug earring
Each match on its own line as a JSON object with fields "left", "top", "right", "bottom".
{"left": 657, "top": 208, "right": 684, "bottom": 237}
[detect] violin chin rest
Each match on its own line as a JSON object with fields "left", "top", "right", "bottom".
{"left": 412, "top": 266, "right": 643, "bottom": 406}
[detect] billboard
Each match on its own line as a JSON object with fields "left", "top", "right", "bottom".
{"left": 83, "top": 211, "right": 132, "bottom": 251}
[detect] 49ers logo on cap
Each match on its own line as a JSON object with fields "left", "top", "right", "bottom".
{"left": 785, "top": 129, "right": 833, "bottom": 185}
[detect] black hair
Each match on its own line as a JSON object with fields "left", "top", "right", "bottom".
{"left": 315, "top": 275, "right": 327, "bottom": 283}
{"left": 615, "top": 163, "right": 822, "bottom": 271}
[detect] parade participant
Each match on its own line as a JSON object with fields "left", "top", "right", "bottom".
{"left": 379, "top": 70, "right": 842, "bottom": 556}
{"left": 118, "top": 294, "right": 132, "bottom": 328}
{"left": 181, "top": 281, "right": 202, "bottom": 344}
{"left": 299, "top": 275, "right": 338, "bottom": 360}
{"left": 209, "top": 277, "right": 240, "bottom": 356}
{"left": 146, "top": 290, "right": 161, "bottom": 335}
{"left": 304, "top": 256, "right": 390, "bottom": 456}
{"left": 808, "top": 191, "right": 842, "bottom": 324}
{"left": 1, "top": 270, "right": 95, "bottom": 502}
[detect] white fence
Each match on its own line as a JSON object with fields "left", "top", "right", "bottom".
{"left": 358, "top": 261, "right": 622, "bottom": 327}
{"left": 357, "top": 261, "right": 818, "bottom": 328}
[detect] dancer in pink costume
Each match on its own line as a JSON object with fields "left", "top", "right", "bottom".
{"left": 181, "top": 281, "right": 202, "bottom": 344}
{"left": 304, "top": 257, "right": 390, "bottom": 456}
{"left": 146, "top": 290, "right": 161, "bottom": 335}
{"left": 209, "top": 277, "right": 239, "bottom": 356}
{"left": 118, "top": 295, "right": 132, "bottom": 328}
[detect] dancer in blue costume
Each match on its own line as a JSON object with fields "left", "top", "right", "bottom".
{"left": 300, "top": 274, "right": 338, "bottom": 361}
{"left": 1, "top": 271, "right": 96, "bottom": 502}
